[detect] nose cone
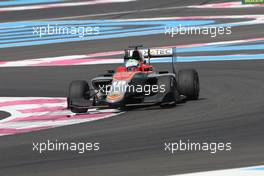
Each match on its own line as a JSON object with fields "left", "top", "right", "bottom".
{"left": 107, "top": 92, "right": 123, "bottom": 102}
{"left": 106, "top": 72, "right": 136, "bottom": 107}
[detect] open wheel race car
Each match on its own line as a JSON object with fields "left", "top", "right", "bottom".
{"left": 67, "top": 45, "right": 199, "bottom": 113}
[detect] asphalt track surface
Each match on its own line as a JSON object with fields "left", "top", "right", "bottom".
{"left": 0, "top": 0, "right": 264, "bottom": 175}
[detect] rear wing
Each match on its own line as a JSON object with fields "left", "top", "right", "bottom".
{"left": 125, "top": 48, "right": 176, "bottom": 58}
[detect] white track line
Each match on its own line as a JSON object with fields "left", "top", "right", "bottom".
{"left": 169, "top": 165, "right": 264, "bottom": 176}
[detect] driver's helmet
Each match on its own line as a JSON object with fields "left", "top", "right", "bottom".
{"left": 125, "top": 59, "right": 139, "bottom": 71}
{"left": 132, "top": 50, "right": 143, "bottom": 61}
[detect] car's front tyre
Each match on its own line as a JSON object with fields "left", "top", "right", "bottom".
{"left": 67, "top": 80, "right": 90, "bottom": 113}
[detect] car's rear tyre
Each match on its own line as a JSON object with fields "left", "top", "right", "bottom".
{"left": 178, "top": 69, "right": 199, "bottom": 100}
{"left": 68, "top": 80, "right": 90, "bottom": 113}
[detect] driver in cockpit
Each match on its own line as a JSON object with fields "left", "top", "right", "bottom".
{"left": 125, "top": 50, "right": 144, "bottom": 71}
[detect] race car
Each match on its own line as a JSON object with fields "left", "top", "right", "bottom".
{"left": 67, "top": 45, "right": 199, "bottom": 113}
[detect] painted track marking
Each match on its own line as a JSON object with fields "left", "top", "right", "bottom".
{"left": 0, "top": 97, "right": 122, "bottom": 136}
{"left": 0, "top": 37, "right": 263, "bottom": 67}
{"left": 169, "top": 165, "right": 264, "bottom": 176}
